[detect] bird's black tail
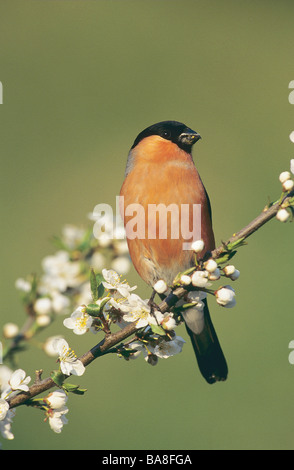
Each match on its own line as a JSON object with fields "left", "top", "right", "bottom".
{"left": 183, "top": 298, "right": 228, "bottom": 384}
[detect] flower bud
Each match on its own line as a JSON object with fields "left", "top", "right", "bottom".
{"left": 204, "top": 259, "right": 218, "bottom": 273}
{"left": 279, "top": 171, "right": 291, "bottom": 183}
{"left": 34, "top": 297, "right": 52, "bottom": 315}
{"left": 283, "top": 179, "right": 294, "bottom": 192}
{"left": 191, "top": 239, "right": 205, "bottom": 253}
{"left": 161, "top": 315, "right": 177, "bottom": 331}
{"left": 180, "top": 274, "right": 191, "bottom": 285}
{"left": 45, "top": 390, "right": 68, "bottom": 410}
{"left": 223, "top": 265, "right": 236, "bottom": 276}
{"left": 276, "top": 208, "right": 290, "bottom": 222}
{"left": 223, "top": 265, "right": 240, "bottom": 281}
{"left": 208, "top": 268, "right": 221, "bottom": 281}
{"left": 215, "top": 285, "right": 236, "bottom": 308}
{"left": 191, "top": 271, "right": 209, "bottom": 288}
{"left": 153, "top": 279, "right": 168, "bottom": 294}
{"left": 15, "top": 278, "right": 31, "bottom": 292}
{"left": 230, "top": 269, "right": 240, "bottom": 281}
{"left": 43, "top": 336, "right": 64, "bottom": 357}
{"left": 3, "top": 323, "right": 19, "bottom": 339}
{"left": 36, "top": 314, "right": 51, "bottom": 327}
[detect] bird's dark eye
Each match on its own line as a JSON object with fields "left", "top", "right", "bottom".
{"left": 161, "top": 130, "right": 171, "bottom": 139}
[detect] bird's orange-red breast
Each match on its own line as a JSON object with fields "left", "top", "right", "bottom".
{"left": 120, "top": 121, "right": 228, "bottom": 384}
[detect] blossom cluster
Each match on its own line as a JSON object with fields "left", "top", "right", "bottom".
{"left": 276, "top": 159, "right": 294, "bottom": 222}
{"left": 1, "top": 213, "right": 131, "bottom": 441}
{"left": 62, "top": 268, "right": 186, "bottom": 366}
{"left": 1, "top": 214, "right": 242, "bottom": 442}
{"left": 10, "top": 217, "right": 131, "bottom": 336}
{"left": 0, "top": 368, "right": 31, "bottom": 440}
{"left": 0, "top": 350, "right": 77, "bottom": 440}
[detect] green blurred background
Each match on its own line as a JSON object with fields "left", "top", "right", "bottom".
{"left": 1, "top": 0, "right": 294, "bottom": 450}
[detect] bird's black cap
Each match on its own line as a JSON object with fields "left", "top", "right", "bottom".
{"left": 131, "top": 120, "right": 201, "bottom": 153}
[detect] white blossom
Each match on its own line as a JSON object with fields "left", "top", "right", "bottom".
{"left": 9, "top": 369, "right": 31, "bottom": 392}
{"left": 208, "top": 267, "right": 221, "bottom": 281}
{"left": 288, "top": 340, "right": 294, "bottom": 365}
{"left": 0, "top": 366, "right": 13, "bottom": 394}
{"left": 161, "top": 314, "right": 177, "bottom": 331}
{"left": 223, "top": 265, "right": 240, "bottom": 281}
{"left": 45, "top": 390, "right": 68, "bottom": 410}
{"left": 48, "top": 407, "right": 69, "bottom": 434}
{"left": 40, "top": 251, "right": 81, "bottom": 293}
{"left": 0, "top": 409, "right": 15, "bottom": 440}
{"left": 191, "top": 270, "right": 210, "bottom": 288}
{"left": 15, "top": 278, "right": 31, "bottom": 293}
{"left": 152, "top": 336, "right": 186, "bottom": 359}
{"left": 283, "top": 179, "right": 294, "bottom": 192}
{"left": 230, "top": 269, "right": 240, "bottom": 281}
{"left": 90, "top": 252, "right": 106, "bottom": 271}
{"left": 153, "top": 279, "right": 168, "bottom": 294}
{"left": 34, "top": 297, "right": 52, "bottom": 315}
{"left": 36, "top": 314, "right": 51, "bottom": 327}
{"left": 0, "top": 399, "right": 9, "bottom": 421}
{"left": 51, "top": 292, "right": 71, "bottom": 314}
{"left": 291, "top": 159, "right": 294, "bottom": 175}
{"left": 61, "top": 224, "right": 86, "bottom": 250}
{"left": 276, "top": 208, "right": 290, "bottom": 223}
{"left": 121, "top": 294, "right": 159, "bottom": 329}
{"left": 102, "top": 268, "right": 136, "bottom": 297}
{"left": 223, "top": 265, "right": 235, "bottom": 276}
{"left": 279, "top": 171, "right": 291, "bottom": 184}
{"left": 180, "top": 274, "right": 191, "bottom": 285}
{"left": 204, "top": 259, "right": 218, "bottom": 273}
{"left": 43, "top": 336, "right": 64, "bottom": 357}
{"left": 2, "top": 323, "right": 19, "bottom": 339}
{"left": 215, "top": 286, "right": 236, "bottom": 308}
{"left": 63, "top": 306, "right": 93, "bottom": 335}
{"left": 52, "top": 338, "right": 85, "bottom": 376}
{"left": 191, "top": 239, "right": 205, "bottom": 253}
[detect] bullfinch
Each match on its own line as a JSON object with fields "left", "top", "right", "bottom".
{"left": 120, "top": 121, "right": 228, "bottom": 384}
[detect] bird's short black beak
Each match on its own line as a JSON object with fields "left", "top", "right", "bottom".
{"left": 179, "top": 129, "right": 201, "bottom": 146}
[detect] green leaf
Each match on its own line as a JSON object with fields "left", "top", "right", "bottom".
{"left": 95, "top": 272, "right": 106, "bottom": 298}
{"left": 181, "top": 302, "right": 199, "bottom": 309}
{"left": 50, "top": 370, "right": 65, "bottom": 387}
{"left": 215, "top": 250, "right": 237, "bottom": 265}
{"left": 95, "top": 272, "right": 105, "bottom": 285}
{"left": 86, "top": 303, "right": 101, "bottom": 317}
{"left": 226, "top": 237, "right": 246, "bottom": 251}
{"left": 90, "top": 268, "right": 98, "bottom": 301}
{"left": 150, "top": 323, "right": 166, "bottom": 336}
{"left": 63, "top": 383, "right": 87, "bottom": 395}
{"left": 97, "top": 282, "right": 105, "bottom": 299}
